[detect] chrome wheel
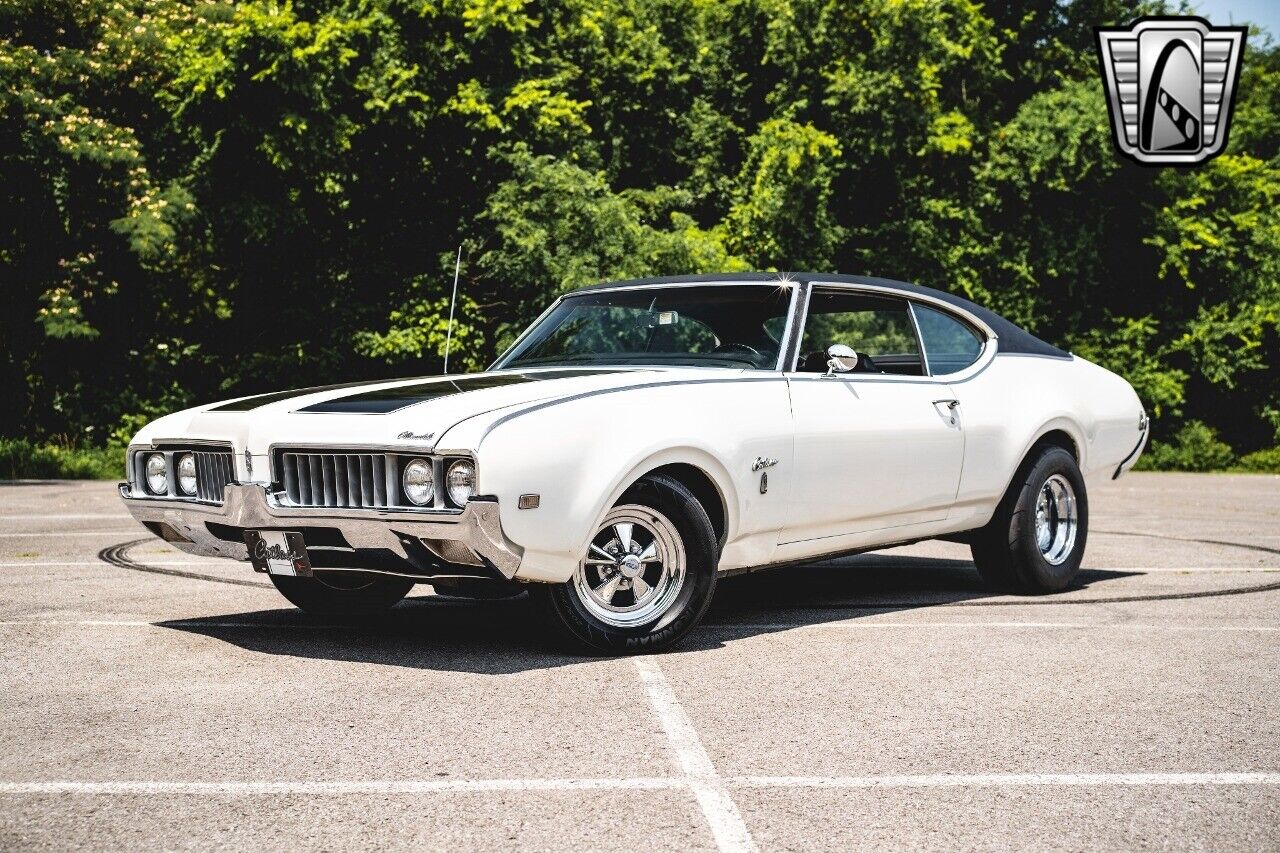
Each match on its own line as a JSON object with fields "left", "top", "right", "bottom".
{"left": 572, "top": 505, "right": 686, "bottom": 628}
{"left": 1034, "top": 474, "right": 1078, "bottom": 565}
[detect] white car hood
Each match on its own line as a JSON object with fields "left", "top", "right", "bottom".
{"left": 132, "top": 366, "right": 739, "bottom": 457}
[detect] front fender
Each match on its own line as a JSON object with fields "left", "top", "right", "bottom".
{"left": 448, "top": 377, "right": 793, "bottom": 582}
{"left": 582, "top": 445, "right": 739, "bottom": 562}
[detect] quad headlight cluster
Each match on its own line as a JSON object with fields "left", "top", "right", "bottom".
{"left": 400, "top": 457, "right": 476, "bottom": 508}
{"left": 142, "top": 451, "right": 200, "bottom": 496}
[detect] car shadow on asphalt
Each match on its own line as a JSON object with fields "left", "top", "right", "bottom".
{"left": 156, "top": 554, "right": 1136, "bottom": 674}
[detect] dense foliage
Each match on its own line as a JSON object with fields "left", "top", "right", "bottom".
{"left": 2, "top": 0, "right": 1278, "bottom": 473}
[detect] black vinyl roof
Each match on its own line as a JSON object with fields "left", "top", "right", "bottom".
{"left": 568, "top": 272, "right": 1070, "bottom": 359}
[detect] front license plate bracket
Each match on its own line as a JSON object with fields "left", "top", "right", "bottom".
{"left": 244, "top": 530, "right": 313, "bottom": 577}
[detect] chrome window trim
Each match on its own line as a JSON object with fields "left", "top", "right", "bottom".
{"left": 790, "top": 281, "right": 1000, "bottom": 385}
{"left": 791, "top": 284, "right": 930, "bottom": 378}
{"left": 906, "top": 300, "right": 930, "bottom": 376}
{"left": 908, "top": 298, "right": 989, "bottom": 378}
{"left": 559, "top": 278, "right": 798, "bottom": 295}
{"left": 488, "top": 296, "right": 564, "bottom": 371}
{"left": 489, "top": 279, "right": 803, "bottom": 372}
{"left": 780, "top": 280, "right": 812, "bottom": 372}
{"left": 995, "top": 351, "right": 1075, "bottom": 361}
{"left": 805, "top": 280, "right": 1000, "bottom": 341}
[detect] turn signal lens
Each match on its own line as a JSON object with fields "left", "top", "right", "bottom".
{"left": 145, "top": 453, "right": 168, "bottom": 495}
{"left": 446, "top": 459, "right": 476, "bottom": 507}
{"left": 402, "top": 458, "right": 434, "bottom": 506}
{"left": 176, "top": 453, "right": 197, "bottom": 496}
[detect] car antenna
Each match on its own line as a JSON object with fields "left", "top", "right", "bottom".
{"left": 442, "top": 244, "right": 462, "bottom": 374}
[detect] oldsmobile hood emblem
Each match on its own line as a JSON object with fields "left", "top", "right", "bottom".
{"left": 397, "top": 430, "right": 435, "bottom": 441}
{"left": 1096, "top": 17, "right": 1246, "bottom": 166}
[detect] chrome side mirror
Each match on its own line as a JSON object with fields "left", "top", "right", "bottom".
{"left": 823, "top": 344, "right": 858, "bottom": 376}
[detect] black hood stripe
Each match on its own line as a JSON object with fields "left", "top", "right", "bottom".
{"left": 293, "top": 369, "right": 628, "bottom": 414}
{"left": 206, "top": 377, "right": 432, "bottom": 412}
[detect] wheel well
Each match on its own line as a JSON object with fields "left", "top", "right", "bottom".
{"left": 1031, "top": 429, "right": 1079, "bottom": 462}
{"left": 647, "top": 463, "right": 727, "bottom": 548}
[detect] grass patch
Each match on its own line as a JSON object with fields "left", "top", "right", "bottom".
{"left": 0, "top": 439, "right": 125, "bottom": 481}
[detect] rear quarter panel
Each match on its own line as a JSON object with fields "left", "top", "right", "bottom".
{"left": 952, "top": 353, "right": 1144, "bottom": 529}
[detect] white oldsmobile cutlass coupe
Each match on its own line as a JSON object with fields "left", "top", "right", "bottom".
{"left": 121, "top": 274, "right": 1148, "bottom": 652}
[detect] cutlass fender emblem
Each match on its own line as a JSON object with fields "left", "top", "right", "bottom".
{"left": 397, "top": 431, "right": 435, "bottom": 441}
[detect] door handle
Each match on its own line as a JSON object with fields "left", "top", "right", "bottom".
{"left": 933, "top": 399, "right": 960, "bottom": 425}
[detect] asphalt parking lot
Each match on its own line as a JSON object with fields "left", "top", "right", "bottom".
{"left": 1, "top": 473, "right": 1278, "bottom": 851}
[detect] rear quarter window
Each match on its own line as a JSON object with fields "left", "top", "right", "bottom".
{"left": 913, "top": 303, "right": 984, "bottom": 375}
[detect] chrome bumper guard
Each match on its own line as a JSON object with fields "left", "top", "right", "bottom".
{"left": 118, "top": 482, "right": 523, "bottom": 579}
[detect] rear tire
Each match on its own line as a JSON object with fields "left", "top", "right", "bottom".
{"left": 531, "top": 474, "right": 719, "bottom": 654}
{"left": 270, "top": 572, "right": 414, "bottom": 616}
{"left": 971, "top": 446, "right": 1088, "bottom": 594}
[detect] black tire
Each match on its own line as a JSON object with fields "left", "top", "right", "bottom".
{"left": 531, "top": 473, "right": 719, "bottom": 654}
{"left": 270, "top": 571, "right": 414, "bottom": 616}
{"left": 970, "top": 445, "right": 1088, "bottom": 594}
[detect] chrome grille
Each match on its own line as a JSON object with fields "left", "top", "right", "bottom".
{"left": 280, "top": 451, "right": 395, "bottom": 509}
{"left": 194, "top": 450, "right": 235, "bottom": 503}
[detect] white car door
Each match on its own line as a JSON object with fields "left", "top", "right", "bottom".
{"left": 781, "top": 287, "right": 966, "bottom": 547}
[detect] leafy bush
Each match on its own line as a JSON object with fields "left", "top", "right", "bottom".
{"left": 2, "top": 1, "right": 1278, "bottom": 452}
{"left": 0, "top": 439, "right": 124, "bottom": 481}
{"left": 1233, "top": 447, "right": 1280, "bottom": 474}
{"left": 1136, "top": 421, "right": 1236, "bottom": 472}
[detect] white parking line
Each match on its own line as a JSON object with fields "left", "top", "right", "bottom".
{"left": 1101, "top": 566, "right": 1280, "bottom": 573}
{"left": 714, "top": 622, "right": 1280, "bottom": 632}
{"left": 0, "top": 531, "right": 141, "bottom": 538}
{"left": 0, "top": 561, "right": 217, "bottom": 568}
{"left": 732, "top": 772, "right": 1280, "bottom": 789}
{"left": 3, "top": 772, "right": 1276, "bottom": 796}
{"left": 0, "top": 619, "right": 1277, "bottom": 631}
{"left": 0, "top": 778, "right": 683, "bottom": 795}
{"left": 634, "top": 657, "right": 756, "bottom": 853}
{"left": 0, "top": 514, "right": 133, "bottom": 521}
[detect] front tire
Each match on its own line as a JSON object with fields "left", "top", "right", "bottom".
{"left": 971, "top": 446, "right": 1088, "bottom": 593}
{"left": 532, "top": 474, "right": 719, "bottom": 654}
{"left": 270, "top": 572, "right": 414, "bottom": 616}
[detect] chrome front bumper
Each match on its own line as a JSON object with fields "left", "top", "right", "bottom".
{"left": 118, "top": 482, "right": 523, "bottom": 578}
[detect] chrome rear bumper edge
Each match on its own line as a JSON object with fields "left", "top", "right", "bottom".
{"left": 117, "top": 482, "right": 523, "bottom": 578}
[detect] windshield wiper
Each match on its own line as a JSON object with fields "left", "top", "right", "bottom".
{"left": 505, "top": 354, "right": 605, "bottom": 366}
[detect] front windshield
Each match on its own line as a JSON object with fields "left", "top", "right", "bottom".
{"left": 495, "top": 284, "right": 795, "bottom": 370}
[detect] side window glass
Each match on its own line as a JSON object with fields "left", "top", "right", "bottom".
{"left": 913, "top": 303, "right": 984, "bottom": 375}
{"left": 797, "top": 291, "right": 923, "bottom": 376}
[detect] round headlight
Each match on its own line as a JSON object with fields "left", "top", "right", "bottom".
{"left": 176, "top": 453, "right": 197, "bottom": 496}
{"left": 145, "top": 453, "right": 168, "bottom": 495}
{"left": 446, "top": 459, "right": 476, "bottom": 507}
{"left": 401, "top": 458, "right": 434, "bottom": 506}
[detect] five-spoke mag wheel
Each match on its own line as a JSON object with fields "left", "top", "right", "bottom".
{"left": 573, "top": 506, "right": 687, "bottom": 628}
{"left": 533, "top": 473, "right": 718, "bottom": 654}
